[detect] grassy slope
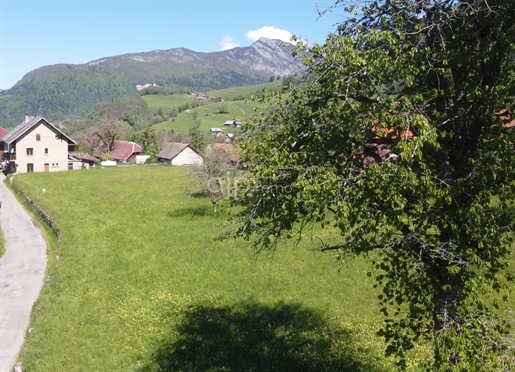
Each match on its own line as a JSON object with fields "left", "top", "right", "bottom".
{"left": 142, "top": 81, "right": 282, "bottom": 135}
{"left": 143, "top": 94, "right": 193, "bottom": 114}
{"left": 150, "top": 100, "right": 260, "bottom": 136}
{"left": 14, "top": 167, "right": 395, "bottom": 371}
{"left": 204, "top": 80, "right": 282, "bottom": 100}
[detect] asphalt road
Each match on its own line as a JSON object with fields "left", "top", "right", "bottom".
{"left": 0, "top": 175, "right": 47, "bottom": 372}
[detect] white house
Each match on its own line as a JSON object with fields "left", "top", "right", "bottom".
{"left": 210, "top": 128, "right": 223, "bottom": 136}
{"left": 156, "top": 142, "right": 203, "bottom": 166}
{"left": 1, "top": 115, "right": 76, "bottom": 174}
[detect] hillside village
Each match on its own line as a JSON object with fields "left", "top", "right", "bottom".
{"left": 0, "top": 112, "right": 241, "bottom": 174}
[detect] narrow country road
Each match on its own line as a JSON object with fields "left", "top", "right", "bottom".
{"left": 0, "top": 175, "right": 47, "bottom": 372}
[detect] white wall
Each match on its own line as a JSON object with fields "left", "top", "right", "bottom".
{"left": 16, "top": 121, "right": 70, "bottom": 173}
{"left": 171, "top": 147, "right": 203, "bottom": 166}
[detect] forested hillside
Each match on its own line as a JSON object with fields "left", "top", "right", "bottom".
{"left": 0, "top": 64, "right": 133, "bottom": 127}
{"left": 0, "top": 38, "right": 302, "bottom": 127}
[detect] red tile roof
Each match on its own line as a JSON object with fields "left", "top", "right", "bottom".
{"left": 112, "top": 140, "right": 142, "bottom": 161}
{"left": 0, "top": 126, "right": 8, "bottom": 141}
{"left": 210, "top": 143, "right": 240, "bottom": 164}
{"left": 372, "top": 126, "right": 414, "bottom": 140}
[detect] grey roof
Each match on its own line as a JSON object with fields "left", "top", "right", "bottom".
{"left": 157, "top": 142, "right": 190, "bottom": 160}
{"left": 2, "top": 116, "right": 76, "bottom": 145}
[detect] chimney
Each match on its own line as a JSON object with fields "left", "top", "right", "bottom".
{"left": 25, "top": 114, "right": 30, "bottom": 123}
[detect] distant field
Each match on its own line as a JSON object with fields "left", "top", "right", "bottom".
{"left": 149, "top": 100, "right": 262, "bottom": 135}
{"left": 143, "top": 94, "right": 193, "bottom": 114}
{"left": 205, "top": 80, "right": 282, "bottom": 100}
{"left": 141, "top": 81, "right": 281, "bottom": 135}
{"left": 12, "top": 167, "right": 396, "bottom": 371}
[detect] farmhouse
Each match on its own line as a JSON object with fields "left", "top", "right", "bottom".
{"left": 1, "top": 115, "right": 75, "bottom": 174}
{"left": 68, "top": 152, "right": 99, "bottom": 169}
{"left": 207, "top": 143, "right": 240, "bottom": 166}
{"left": 223, "top": 120, "right": 243, "bottom": 127}
{"left": 210, "top": 128, "right": 223, "bottom": 136}
{"left": 111, "top": 140, "right": 142, "bottom": 163}
{"left": 156, "top": 142, "right": 203, "bottom": 166}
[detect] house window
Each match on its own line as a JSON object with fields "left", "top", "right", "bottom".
{"left": 26, "top": 148, "right": 33, "bottom": 156}
{"left": 27, "top": 163, "right": 34, "bottom": 173}
{"left": 36, "top": 134, "right": 41, "bottom": 141}
{"left": 52, "top": 163, "right": 59, "bottom": 168}
{"left": 45, "top": 148, "right": 49, "bottom": 155}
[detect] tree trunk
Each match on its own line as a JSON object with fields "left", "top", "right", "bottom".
{"left": 212, "top": 201, "right": 217, "bottom": 217}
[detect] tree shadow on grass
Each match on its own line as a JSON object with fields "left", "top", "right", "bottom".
{"left": 188, "top": 189, "right": 210, "bottom": 198}
{"left": 168, "top": 206, "right": 210, "bottom": 218}
{"left": 143, "top": 301, "right": 386, "bottom": 371}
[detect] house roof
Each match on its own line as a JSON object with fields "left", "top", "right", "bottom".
{"left": 0, "top": 126, "right": 8, "bottom": 141}
{"left": 1, "top": 116, "right": 76, "bottom": 145}
{"left": 372, "top": 125, "right": 414, "bottom": 140}
{"left": 69, "top": 152, "right": 99, "bottom": 162}
{"left": 498, "top": 109, "right": 515, "bottom": 129}
{"left": 211, "top": 143, "right": 240, "bottom": 164}
{"left": 224, "top": 120, "right": 243, "bottom": 126}
{"left": 157, "top": 142, "right": 200, "bottom": 160}
{"left": 112, "top": 140, "right": 143, "bottom": 161}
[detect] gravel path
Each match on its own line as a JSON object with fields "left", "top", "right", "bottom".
{"left": 0, "top": 175, "right": 47, "bottom": 372}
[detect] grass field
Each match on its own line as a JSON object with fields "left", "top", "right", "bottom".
{"left": 143, "top": 94, "right": 193, "bottom": 114}
{"left": 204, "top": 80, "right": 283, "bottom": 100}
{"left": 12, "top": 166, "right": 399, "bottom": 371}
{"left": 141, "top": 82, "right": 281, "bottom": 135}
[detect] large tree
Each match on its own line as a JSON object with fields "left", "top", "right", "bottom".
{"left": 131, "top": 127, "right": 160, "bottom": 162}
{"left": 227, "top": 0, "right": 515, "bottom": 369}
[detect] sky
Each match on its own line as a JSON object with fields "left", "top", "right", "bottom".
{"left": 0, "top": 0, "right": 347, "bottom": 90}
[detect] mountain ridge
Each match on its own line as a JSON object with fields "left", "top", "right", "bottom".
{"left": 0, "top": 38, "right": 303, "bottom": 127}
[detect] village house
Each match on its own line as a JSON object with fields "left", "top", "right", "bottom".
{"left": 68, "top": 152, "right": 99, "bottom": 170}
{"left": 156, "top": 142, "right": 203, "bottom": 166}
{"left": 111, "top": 140, "right": 143, "bottom": 163}
{"left": 1, "top": 115, "right": 75, "bottom": 174}
{"left": 210, "top": 128, "right": 223, "bottom": 136}
{"left": 208, "top": 143, "right": 240, "bottom": 166}
{"left": 223, "top": 119, "right": 243, "bottom": 128}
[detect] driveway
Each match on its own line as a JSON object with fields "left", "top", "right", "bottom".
{"left": 0, "top": 175, "right": 47, "bottom": 372}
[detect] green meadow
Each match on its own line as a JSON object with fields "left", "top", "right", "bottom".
{"left": 11, "top": 167, "right": 399, "bottom": 371}
{"left": 148, "top": 100, "right": 259, "bottom": 135}
{"left": 141, "top": 82, "right": 281, "bottom": 135}
{"left": 205, "top": 80, "right": 282, "bottom": 100}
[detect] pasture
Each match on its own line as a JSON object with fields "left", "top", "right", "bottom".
{"left": 11, "top": 166, "right": 397, "bottom": 371}
{"left": 141, "top": 82, "right": 282, "bottom": 135}
{"left": 148, "top": 100, "right": 259, "bottom": 135}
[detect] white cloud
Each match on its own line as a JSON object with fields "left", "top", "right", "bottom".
{"left": 219, "top": 35, "right": 240, "bottom": 51}
{"left": 244, "top": 26, "right": 293, "bottom": 43}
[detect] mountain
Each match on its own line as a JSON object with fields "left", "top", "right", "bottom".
{"left": 0, "top": 38, "right": 303, "bottom": 128}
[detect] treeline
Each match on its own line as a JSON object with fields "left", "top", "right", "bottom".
{"left": 139, "top": 85, "right": 192, "bottom": 96}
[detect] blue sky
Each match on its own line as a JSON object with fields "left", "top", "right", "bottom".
{"left": 0, "top": 0, "right": 346, "bottom": 89}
